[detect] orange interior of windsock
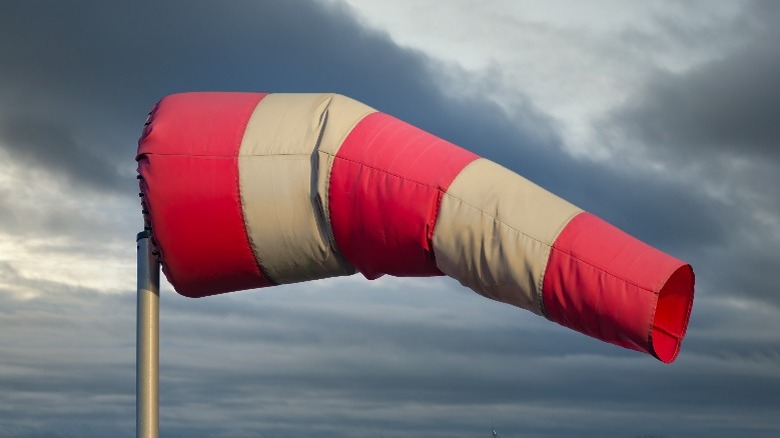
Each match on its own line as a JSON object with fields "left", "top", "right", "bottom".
{"left": 651, "top": 264, "right": 695, "bottom": 363}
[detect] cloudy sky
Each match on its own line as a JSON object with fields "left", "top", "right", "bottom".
{"left": 1, "top": 1, "right": 779, "bottom": 436}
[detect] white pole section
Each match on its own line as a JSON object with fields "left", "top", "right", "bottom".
{"left": 136, "top": 231, "right": 159, "bottom": 438}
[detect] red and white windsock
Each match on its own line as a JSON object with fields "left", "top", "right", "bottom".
{"left": 137, "top": 92, "right": 694, "bottom": 363}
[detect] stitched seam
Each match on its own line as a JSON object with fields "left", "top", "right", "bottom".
{"left": 138, "top": 152, "right": 309, "bottom": 158}
{"left": 536, "top": 210, "right": 584, "bottom": 318}
{"left": 549, "top": 245, "right": 656, "bottom": 294}
{"left": 429, "top": 158, "right": 481, "bottom": 269}
{"left": 237, "top": 98, "right": 277, "bottom": 285}
{"left": 321, "top": 109, "right": 377, "bottom": 254}
{"left": 440, "top": 191, "right": 555, "bottom": 247}
{"left": 325, "top": 151, "right": 455, "bottom": 191}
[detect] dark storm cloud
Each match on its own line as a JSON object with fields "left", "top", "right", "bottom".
{"left": 611, "top": 4, "right": 780, "bottom": 161}
{"left": 0, "top": 113, "right": 125, "bottom": 192}
{"left": 0, "top": 0, "right": 556, "bottom": 198}
{"left": 0, "top": 170, "right": 137, "bottom": 244}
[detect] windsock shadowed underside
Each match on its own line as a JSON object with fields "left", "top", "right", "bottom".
{"left": 137, "top": 92, "right": 694, "bottom": 363}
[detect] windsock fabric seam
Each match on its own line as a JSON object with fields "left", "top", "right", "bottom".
{"left": 319, "top": 111, "right": 377, "bottom": 250}
{"left": 317, "top": 153, "right": 341, "bottom": 253}
{"left": 136, "top": 152, "right": 252, "bottom": 157}
{"left": 236, "top": 96, "right": 277, "bottom": 285}
{"left": 547, "top": 246, "right": 672, "bottom": 295}
{"left": 427, "top": 157, "right": 482, "bottom": 261}
{"left": 675, "top": 272, "right": 694, "bottom": 349}
{"left": 322, "top": 150, "right": 452, "bottom": 189}
{"left": 536, "top": 210, "right": 585, "bottom": 319}
{"left": 239, "top": 152, "right": 317, "bottom": 157}
{"left": 647, "top": 285, "right": 661, "bottom": 356}
{"left": 438, "top": 192, "right": 561, "bottom": 249}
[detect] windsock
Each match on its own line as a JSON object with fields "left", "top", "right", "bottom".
{"left": 137, "top": 92, "right": 694, "bottom": 363}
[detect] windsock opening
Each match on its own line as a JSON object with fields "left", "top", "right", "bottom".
{"left": 651, "top": 264, "right": 695, "bottom": 363}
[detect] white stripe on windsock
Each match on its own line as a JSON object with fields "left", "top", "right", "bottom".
{"left": 238, "top": 93, "right": 375, "bottom": 284}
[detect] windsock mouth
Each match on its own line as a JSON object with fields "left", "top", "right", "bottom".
{"left": 651, "top": 264, "right": 695, "bottom": 363}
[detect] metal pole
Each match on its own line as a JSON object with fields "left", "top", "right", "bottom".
{"left": 136, "top": 231, "right": 159, "bottom": 438}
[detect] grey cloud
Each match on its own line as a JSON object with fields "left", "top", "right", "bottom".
{"left": 607, "top": 2, "right": 780, "bottom": 161}
{"left": 697, "top": 228, "right": 780, "bottom": 306}
{"left": 0, "top": 177, "right": 138, "bottom": 244}
{"left": 0, "top": 113, "right": 126, "bottom": 193}
{"left": 0, "top": 265, "right": 135, "bottom": 438}
{"left": 3, "top": 273, "right": 780, "bottom": 438}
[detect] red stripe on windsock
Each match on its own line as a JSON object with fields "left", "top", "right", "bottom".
{"left": 137, "top": 92, "right": 275, "bottom": 297}
{"left": 542, "top": 212, "right": 694, "bottom": 363}
{"left": 328, "top": 112, "right": 479, "bottom": 279}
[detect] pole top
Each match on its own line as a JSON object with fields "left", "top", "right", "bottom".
{"left": 137, "top": 230, "right": 150, "bottom": 241}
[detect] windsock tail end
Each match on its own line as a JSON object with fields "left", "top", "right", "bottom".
{"left": 543, "top": 212, "right": 695, "bottom": 363}
{"left": 652, "top": 264, "right": 695, "bottom": 363}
